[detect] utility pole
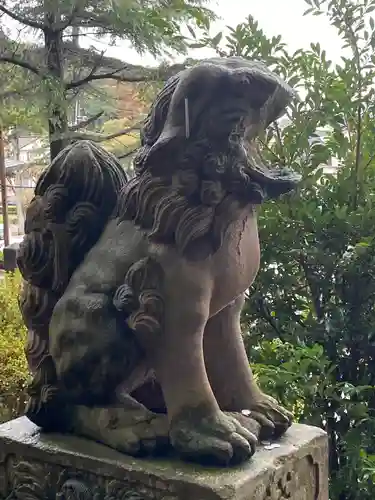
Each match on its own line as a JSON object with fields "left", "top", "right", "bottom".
{"left": 0, "top": 127, "right": 10, "bottom": 246}
{"left": 72, "top": 26, "right": 80, "bottom": 125}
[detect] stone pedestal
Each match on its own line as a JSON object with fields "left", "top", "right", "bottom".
{"left": 2, "top": 243, "right": 19, "bottom": 272}
{"left": 0, "top": 417, "right": 328, "bottom": 500}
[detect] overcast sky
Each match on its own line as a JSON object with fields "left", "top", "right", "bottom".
{"left": 79, "top": 0, "right": 345, "bottom": 66}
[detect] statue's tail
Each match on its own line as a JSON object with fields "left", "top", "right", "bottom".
{"left": 17, "top": 141, "right": 128, "bottom": 430}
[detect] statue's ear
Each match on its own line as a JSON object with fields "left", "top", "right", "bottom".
{"left": 243, "top": 65, "right": 296, "bottom": 124}
{"left": 144, "top": 125, "right": 186, "bottom": 174}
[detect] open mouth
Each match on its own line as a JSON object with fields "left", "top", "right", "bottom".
{"left": 243, "top": 141, "right": 301, "bottom": 198}
{"left": 240, "top": 83, "right": 302, "bottom": 199}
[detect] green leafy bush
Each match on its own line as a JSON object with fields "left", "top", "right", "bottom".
{"left": 0, "top": 271, "right": 29, "bottom": 423}
{"left": 250, "top": 339, "right": 330, "bottom": 421}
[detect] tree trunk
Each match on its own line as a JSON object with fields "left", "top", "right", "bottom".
{"left": 0, "top": 128, "right": 10, "bottom": 246}
{"left": 13, "top": 133, "right": 25, "bottom": 235}
{"left": 44, "top": 20, "right": 68, "bottom": 161}
{"left": 14, "top": 172, "right": 25, "bottom": 235}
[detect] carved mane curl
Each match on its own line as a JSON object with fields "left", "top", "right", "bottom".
{"left": 117, "top": 61, "right": 298, "bottom": 259}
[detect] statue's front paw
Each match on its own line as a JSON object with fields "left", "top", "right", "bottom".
{"left": 243, "top": 393, "right": 293, "bottom": 440}
{"left": 170, "top": 406, "right": 257, "bottom": 466}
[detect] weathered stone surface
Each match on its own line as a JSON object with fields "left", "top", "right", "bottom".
{"left": 18, "top": 61, "right": 300, "bottom": 467}
{"left": 0, "top": 418, "right": 328, "bottom": 500}
{"left": 3, "top": 243, "right": 19, "bottom": 272}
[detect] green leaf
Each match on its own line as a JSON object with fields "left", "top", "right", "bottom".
{"left": 186, "top": 24, "right": 197, "bottom": 39}
{"left": 188, "top": 42, "right": 207, "bottom": 49}
{"left": 211, "top": 31, "right": 223, "bottom": 46}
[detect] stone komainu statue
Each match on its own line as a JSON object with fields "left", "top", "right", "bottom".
{"left": 18, "top": 57, "right": 301, "bottom": 466}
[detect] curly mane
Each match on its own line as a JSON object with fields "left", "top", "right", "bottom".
{"left": 116, "top": 63, "right": 297, "bottom": 259}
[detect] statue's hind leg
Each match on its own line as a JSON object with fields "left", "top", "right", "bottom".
{"left": 25, "top": 353, "right": 170, "bottom": 457}
{"left": 65, "top": 364, "right": 170, "bottom": 457}
{"left": 70, "top": 394, "right": 170, "bottom": 457}
{"left": 203, "top": 293, "right": 293, "bottom": 440}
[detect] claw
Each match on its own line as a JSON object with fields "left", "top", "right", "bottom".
{"left": 170, "top": 409, "right": 257, "bottom": 466}
{"left": 236, "top": 393, "right": 293, "bottom": 440}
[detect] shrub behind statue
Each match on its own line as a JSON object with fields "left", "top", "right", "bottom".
{"left": 17, "top": 57, "right": 301, "bottom": 466}
{"left": 0, "top": 271, "right": 29, "bottom": 423}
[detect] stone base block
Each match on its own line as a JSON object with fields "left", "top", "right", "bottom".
{"left": 0, "top": 417, "right": 328, "bottom": 500}
{"left": 2, "top": 243, "right": 19, "bottom": 272}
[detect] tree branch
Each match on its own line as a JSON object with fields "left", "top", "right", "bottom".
{"left": 364, "top": 153, "right": 375, "bottom": 169}
{"left": 352, "top": 101, "right": 362, "bottom": 210}
{"left": 66, "top": 62, "right": 187, "bottom": 89}
{"left": 68, "top": 111, "right": 104, "bottom": 132}
{"left": 67, "top": 70, "right": 147, "bottom": 88}
{"left": 0, "top": 4, "right": 45, "bottom": 31}
{"left": 255, "top": 296, "right": 287, "bottom": 341}
{"left": 96, "top": 123, "right": 142, "bottom": 142}
{"left": 117, "top": 148, "right": 137, "bottom": 160}
{"left": 56, "top": 5, "right": 81, "bottom": 31}
{"left": 52, "top": 122, "right": 142, "bottom": 142}
{"left": 68, "top": 12, "right": 125, "bottom": 30}
{"left": 0, "top": 87, "right": 31, "bottom": 100}
{"left": 66, "top": 49, "right": 106, "bottom": 90}
{"left": 62, "top": 30, "right": 114, "bottom": 38}
{"left": 298, "top": 253, "right": 324, "bottom": 321}
{"left": 0, "top": 55, "right": 41, "bottom": 76}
